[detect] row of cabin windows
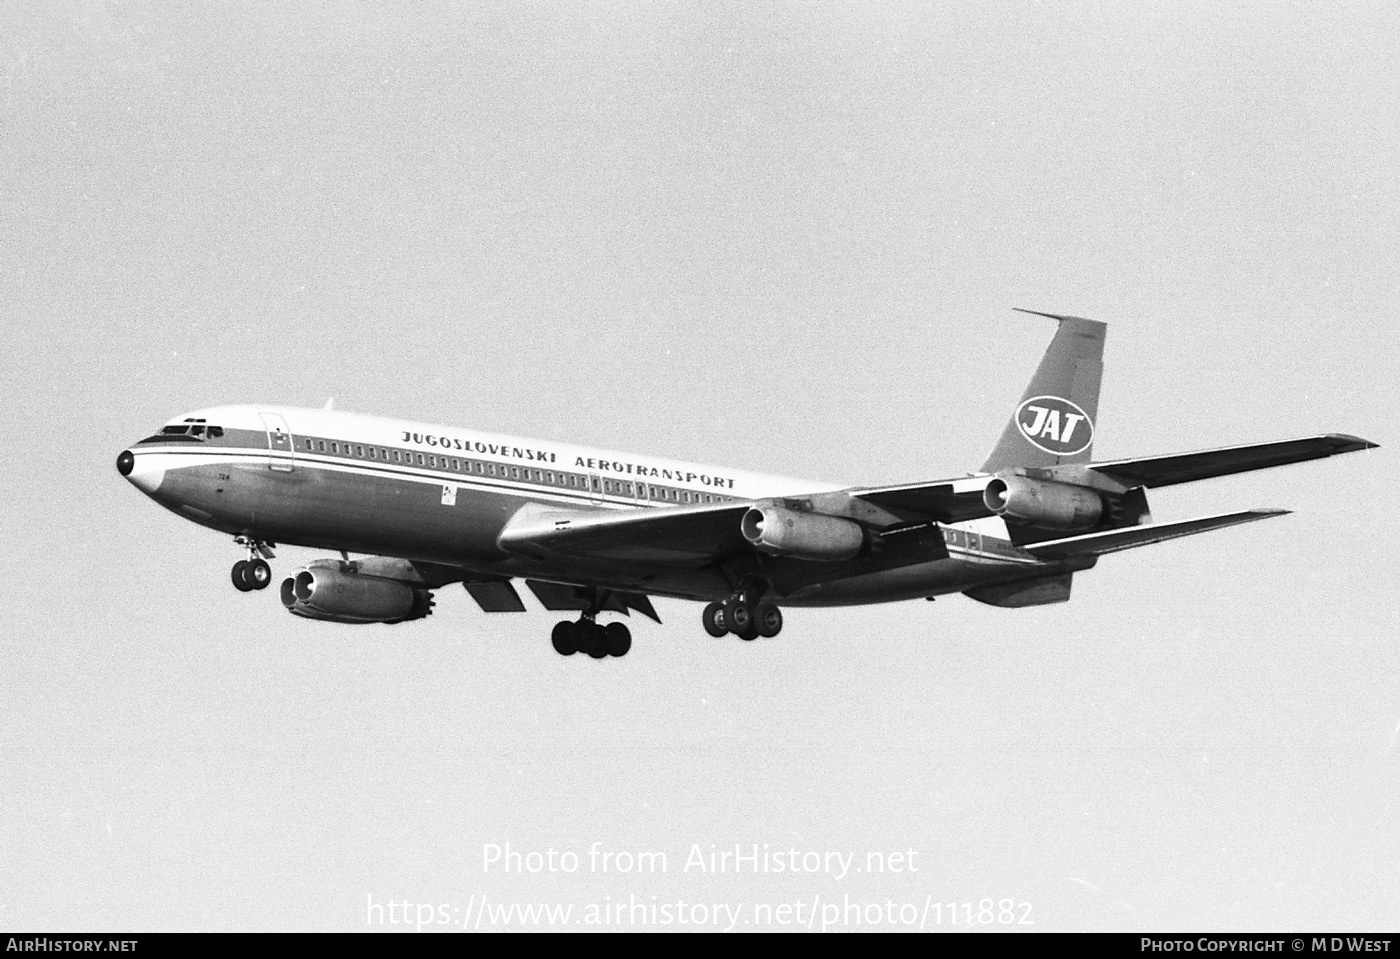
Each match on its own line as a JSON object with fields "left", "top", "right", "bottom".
{"left": 299, "top": 436, "right": 733, "bottom": 505}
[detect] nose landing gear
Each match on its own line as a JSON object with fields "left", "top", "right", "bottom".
{"left": 231, "top": 536, "right": 276, "bottom": 592}
{"left": 231, "top": 558, "right": 271, "bottom": 592}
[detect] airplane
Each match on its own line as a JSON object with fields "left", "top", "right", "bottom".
{"left": 116, "top": 311, "right": 1376, "bottom": 659}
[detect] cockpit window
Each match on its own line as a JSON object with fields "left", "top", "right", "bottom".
{"left": 151, "top": 421, "right": 223, "bottom": 442}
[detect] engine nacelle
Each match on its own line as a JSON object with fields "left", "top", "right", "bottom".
{"left": 982, "top": 474, "right": 1104, "bottom": 531}
{"left": 279, "top": 561, "right": 434, "bottom": 624}
{"left": 741, "top": 505, "right": 865, "bottom": 561}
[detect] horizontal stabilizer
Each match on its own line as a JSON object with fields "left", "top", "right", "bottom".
{"left": 1088, "top": 434, "right": 1377, "bottom": 488}
{"left": 1025, "top": 509, "right": 1289, "bottom": 560}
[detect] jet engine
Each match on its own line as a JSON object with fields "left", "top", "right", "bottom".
{"left": 279, "top": 561, "right": 435, "bottom": 624}
{"left": 740, "top": 505, "right": 865, "bottom": 561}
{"left": 982, "top": 474, "right": 1104, "bottom": 531}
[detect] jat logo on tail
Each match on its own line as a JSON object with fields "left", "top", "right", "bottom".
{"left": 1015, "top": 395, "right": 1094, "bottom": 456}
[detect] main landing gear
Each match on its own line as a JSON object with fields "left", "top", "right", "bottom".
{"left": 231, "top": 535, "right": 275, "bottom": 592}
{"left": 551, "top": 588, "right": 632, "bottom": 658}
{"left": 551, "top": 619, "right": 631, "bottom": 659}
{"left": 702, "top": 583, "right": 783, "bottom": 641}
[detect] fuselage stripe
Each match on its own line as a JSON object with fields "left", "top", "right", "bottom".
{"left": 134, "top": 446, "right": 659, "bottom": 510}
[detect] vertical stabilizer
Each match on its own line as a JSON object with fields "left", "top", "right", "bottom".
{"left": 981, "top": 310, "right": 1107, "bottom": 473}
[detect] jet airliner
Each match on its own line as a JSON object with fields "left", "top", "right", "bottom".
{"left": 117, "top": 312, "right": 1376, "bottom": 658}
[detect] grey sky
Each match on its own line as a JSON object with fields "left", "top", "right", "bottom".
{"left": 2, "top": 2, "right": 1395, "bottom": 931}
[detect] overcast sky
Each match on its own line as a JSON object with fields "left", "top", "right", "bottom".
{"left": 2, "top": 1, "right": 1396, "bottom": 932}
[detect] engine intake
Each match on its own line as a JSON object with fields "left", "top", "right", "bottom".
{"left": 279, "top": 561, "right": 434, "bottom": 624}
{"left": 741, "top": 505, "right": 865, "bottom": 561}
{"left": 982, "top": 474, "right": 1103, "bottom": 531}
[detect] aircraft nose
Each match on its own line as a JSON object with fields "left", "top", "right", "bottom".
{"left": 119, "top": 448, "right": 165, "bottom": 495}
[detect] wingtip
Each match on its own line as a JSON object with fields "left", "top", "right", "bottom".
{"left": 1322, "top": 433, "right": 1379, "bottom": 452}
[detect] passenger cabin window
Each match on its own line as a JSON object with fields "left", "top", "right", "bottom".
{"left": 356, "top": 445, "right": 364, "bottom": 456}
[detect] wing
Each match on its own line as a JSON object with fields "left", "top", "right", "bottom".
{"left": 1023, "top": 509, "right": 1288, "bottom": 559}
{"left": 1086, "top": 434, "right": 1377, "bottom": 488}
{"left": 850, "top": 476, "right": 994, "bottom": 523}
{"left": 497, "top": 501, "right": 752, "bottom": 565}
{"left": 524, "top": 580, "right": 661, "bottom": 622}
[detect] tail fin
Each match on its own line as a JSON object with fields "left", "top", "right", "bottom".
{"left": 981, "top": 309, "right": 1107, "bottom": 473}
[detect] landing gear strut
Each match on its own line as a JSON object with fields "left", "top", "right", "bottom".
{"left": 703, "top": 580, "right": 783, "bottom": 640}
{"left": 551, "top": 588, "right": 631, "bottom": 658}
{"left": 231, "top": 536, "right": 275, "bottom": 592}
